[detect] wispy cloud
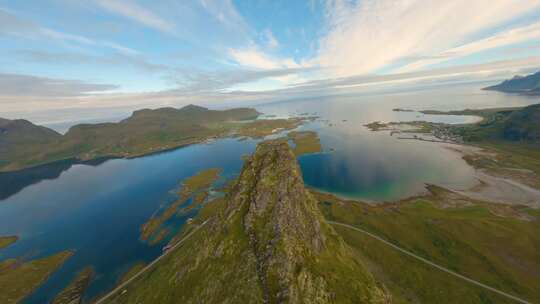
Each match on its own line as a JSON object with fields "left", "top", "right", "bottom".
{"left": 0, "top": 8, "right": 138, "bottom": 55}
{"left": 95, "top": 0, "right": 175, "bottom": 34}
{"left": 170, "top": 66, "right": 315, "bottom": 93}
{"left": 262, "top": 29, "right": 279, "bottom": 49}
{"left": 398, "top": 21, "right": 540, "bottom": 72}
{"left": 228, "top": 47, "right": 300, "bottom": 70}
{"left": 0, "top": 73, "right": 118, "bottom": 97}
{"left": 316, "top": 0, "right": 540, "bottom": 77}
{"left": 16, "top": 49, "right": 165, "bottom": 73}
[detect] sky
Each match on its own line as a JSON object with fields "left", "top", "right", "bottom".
{"left": 1, "top": 0, "right": 540, "bottom": 125}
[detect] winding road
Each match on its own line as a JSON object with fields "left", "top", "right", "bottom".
{"left": 93, "top": 218, "right": 531, "bottom": 304}
{"left": 328, "top": 220, "right": 532, "bottom": 304}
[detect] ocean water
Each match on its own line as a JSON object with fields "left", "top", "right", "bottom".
{"left": 0, "top": 82, "right": 538, "bottom": 303}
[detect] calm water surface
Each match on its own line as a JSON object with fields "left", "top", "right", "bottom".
{"left": 0, "top": 83, "right": 538, "bottom": 303}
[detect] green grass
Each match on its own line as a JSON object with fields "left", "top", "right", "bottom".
{"left": 316, "top": 191, "right": 540, "bottom": 303}
{"left": 0, "top": 235, "right": 17, "bottom": 249}
{"left": 287, "top": 131, "right": 322, "bottom": 156}
{"left": 104, "top": 141, "right": 388, "bottom": 303}
{"left": 0, "top": 250, "right": 73, "bottom": 304}
{"left": 117, "top": 262, "right": 146, "bottom": 284}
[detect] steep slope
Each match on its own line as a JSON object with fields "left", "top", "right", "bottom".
{"left": 483, "top": 71, "right": 540, "bottom": 94}
{"left": 104, "top": 140, "right": 388, "bottom": 304}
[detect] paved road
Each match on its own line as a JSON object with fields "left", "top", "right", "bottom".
{"left": 328, "top": 220, "right": 532, "bottom": 304}
{"left": 94, "top": 220, "right": 209, "bottom": 304}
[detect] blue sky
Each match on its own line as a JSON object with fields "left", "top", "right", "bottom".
{"left": 1, "top": 0, "right": 540, "bottom": 123}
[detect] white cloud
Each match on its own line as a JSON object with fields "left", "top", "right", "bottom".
{"left": 316, "top": 0, "right": 540, "bottom": 77}
{"left": 96, "top": 0, "right": 175, "bottom": 34}
{"left": 0, "top": 8, "right": 138, "bottom": 54}
{"left": 398, "top": 21, "right": 540, "bottom": 72}
{"left": 197, "top": 0, "right": 251, "bottom": 38}
{"left": 228, "top": 47, "right": 300, "bottom": 70}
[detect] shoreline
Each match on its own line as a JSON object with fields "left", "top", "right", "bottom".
{"left": 365, "top": 115, "right": 540, "bottom": 207}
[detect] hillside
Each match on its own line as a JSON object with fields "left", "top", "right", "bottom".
{"left": 483, "top": 71, "right": 540, "bottom": 94}
{"left": 451, "top": 104, "right": 540, "bottom": 142}
{"left": 0, "top": 118, "right": 61, "bottom": 169}
{"left": 0, "top": 105, "right": 308, "bottom": 172}
{"left": 103, "top": 140, "right": 388, "bottom": 304}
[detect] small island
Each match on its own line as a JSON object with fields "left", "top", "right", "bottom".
{"left": 0, "top": 235, "right": 18, "bottom": 250}
{"left": 392, "top": 108, "right": 415, "bottom": 112}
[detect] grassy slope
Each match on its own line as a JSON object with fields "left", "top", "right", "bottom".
{"left": 117, "top": 262, "right": 147, "bottom": 284}
{"left": 0, "top": 251, "right": 73, "bottom": 304}
{"left": 107, "top": 199, "right": 265, "bottom": 304}
{"left": 316, "top": 190, "right": 540, "bottom": 303}
{"left": 0, "top": 235, "right": 17, "bottom": 249}
{"left": 104, "top": 141, "right": 387, "bottom": 304}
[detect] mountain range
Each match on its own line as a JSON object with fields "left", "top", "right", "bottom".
{"left": 483, "top": 71, "right": 540, "bottom": 94}
{"left": 0, "top": 105, "right": 264, "bottom": 172}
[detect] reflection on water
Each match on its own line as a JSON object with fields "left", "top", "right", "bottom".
{"left": 257, "top": 82, "right": 539, "bottom": 201}
{"left": 0, "top": 158, "right": 113, "bottom": 201}
{"left": 0, "top": 83, "right": 538, "bottom": 303}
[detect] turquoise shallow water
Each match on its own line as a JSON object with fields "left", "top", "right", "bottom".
{"left": 0, "top": 83, "right": 538, "bottom": 303}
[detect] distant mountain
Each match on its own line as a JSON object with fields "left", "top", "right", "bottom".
{"left": 483, "top": 71, "right": 540, "bottom": 94}
{"left": 0, "top": 118, "right": 61, "bottom": 147}
{"left": 105, "top": 140, "right": 388, "bottom": 304}
{"left": 0, "top": 118, "right": 61, "bottom": 170}
{"left": 0, "top": 105, "right": 261, "bottom": 172}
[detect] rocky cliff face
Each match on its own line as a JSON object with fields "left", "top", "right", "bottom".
{"left": 229, "top": 141, "right": 328, "bottom": 302}
{"left": 106, "top": 140, "right": 389, "bottom": 304}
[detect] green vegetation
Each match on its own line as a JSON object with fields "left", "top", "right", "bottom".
{"left": 0, "top": 250, "right": 73, "bottom": 304}
{"left": 418, "top": 104, "right": 540, "bottom": 143}
{"left": 103, "top": 141, "right": 387, "bottom": 304}
{"left": 0, "top": 235, "right": 17, "bottom": 249}
{"left": 0, "top": 105, "right": 313, "bottom": 172}
{"left": 140, "top": 168, "right": 221, "bottom": 242}
{"left": 316, "top": 188, "right": 540, "bottom": 303}
{"left": 365, "top": 121, "right": 434, "bottom": 133}
{"left": 287, "top": 130, "right": 322, "bottom": 156}
{"left": 234, "top": 117, "right": 306, "bottom": 138}
{"left": 0, "top": 118, "right": 61, "bottom": 170}
{"left": 52, "top": 267, "right": 94, "bottom": 304}
{"left": 364, "top": 121, "right": 393, "bottom": 131}
{"left": 118, "top": 262, "right": 147, "bottom": 284}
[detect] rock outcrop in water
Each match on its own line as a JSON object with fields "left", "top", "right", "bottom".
{"left": 105, "top": 140, "right": 389, "bottom": 304}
